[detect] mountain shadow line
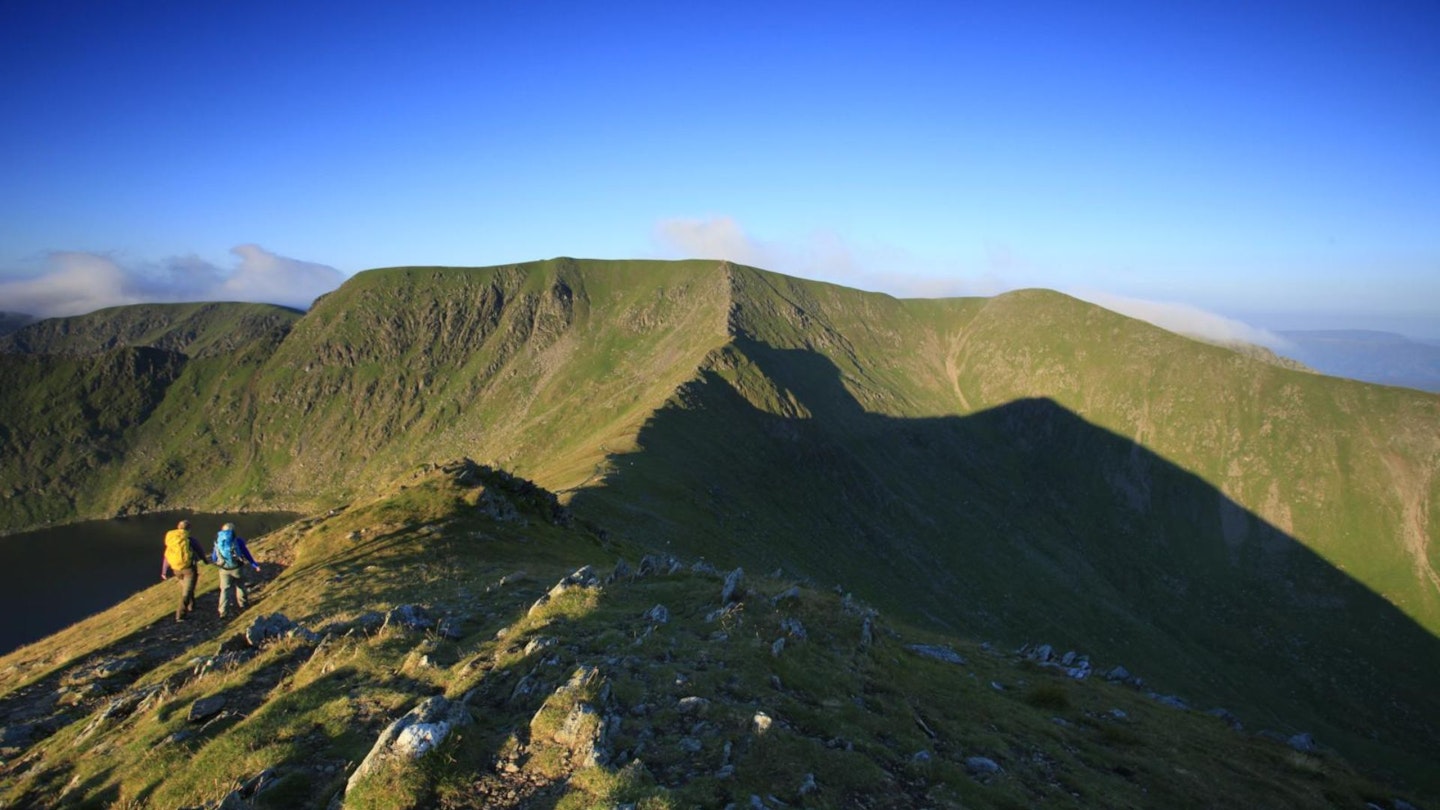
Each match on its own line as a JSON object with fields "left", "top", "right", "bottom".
{"left": 568, "top": 338, "right": 1440, "bottom": 798}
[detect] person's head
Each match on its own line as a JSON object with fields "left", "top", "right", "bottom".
{"left": 178, "top": 520, "right": 190, "bottom": 529}
{"left": 222, "top": 523, "right": 235, "bottom": 531}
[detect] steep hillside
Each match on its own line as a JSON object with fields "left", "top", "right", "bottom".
{"left": 0, "top": 463, "right": 1420, "bottom": 809}
{"left": 0, "top": 311, "right": 34, "bottom": 336}
{"left": 1, "top": 259, "right": 1437, "bottom": 798}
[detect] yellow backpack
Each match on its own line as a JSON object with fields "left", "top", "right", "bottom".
{"left": 164, "top": 529, "right": 194, "bottom": 570}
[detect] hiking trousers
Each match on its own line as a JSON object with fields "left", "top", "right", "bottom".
{"left": 175, "top": 565, "right": 197, "bottom": 620}
{"left": 217, "top": 566, "right": 249, "bottom": 617}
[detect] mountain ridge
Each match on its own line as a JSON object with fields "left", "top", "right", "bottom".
{"left": 1, "top": 258, "right": 1437, "bottom": 801}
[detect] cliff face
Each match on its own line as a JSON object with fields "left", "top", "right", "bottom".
{"left": 1, "top": 259, "right": 1438, "bottom": 800}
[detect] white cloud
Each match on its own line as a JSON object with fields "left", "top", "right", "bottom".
{"left": 652, "top": 216, "right": 1007, "bottom": 299}
{"left": 1074, "top": 290, "right": 1291, "bottom": 350}
{"left": 0, "top": 246, "right": 346, "bottom": 318}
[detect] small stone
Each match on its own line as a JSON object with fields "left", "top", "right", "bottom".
{"left": 188, "top": 695, "right": 226, "bottom": 723}
{"left": 1109, "top": 708, "right": 1128, "bottom": 720}
{"left": 679, "top": 736, "right": 703, "bottom": 753}
{"left": 721, "top": 568, "right": 745, "bottom": 604}
{"left": 906, "top": 644, "right": 966, "bottom": 666}
{"left": 1287, "top": 732, "right": 1317, "bottom": 753}
{"left": 965, "top": 756, "right": 1001, "bottom": 775}
{"left": 772, "top": 586, "right": 801, "bottom": 605}
{"left": 771, "top": 637, "right": 786, "bottom": 657}
{"left": 678, "top": 696, "right": 711, "bottom": 716}
{"left": 990, "top": 681, "right": 1005, "bottom": 691}
{"left": 644, "top": 604, "right": 670, "bottom": 624}
{"left": 779, "top": 617, "right": 806, "bottom": 640}
{"left": 1104, "top": 665, "right": 1131, "bottom": 682}
{"left": 716, "top": 764, "right": 735, "bottom": 779}
{"left": 911, "top": 750, "right": 932, "bottom": 764}
{"left": 798, "top": 773, "right": 817, "bottom": 796}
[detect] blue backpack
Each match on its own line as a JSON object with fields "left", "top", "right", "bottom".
{"left": 214, "top": 529, "right": 239, "bottom": 568}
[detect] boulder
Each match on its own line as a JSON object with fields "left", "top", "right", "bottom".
{"left": 1287, "top": 732, "right": 1317, "bottom": 753}
{"left": 345, "top": 696, "right": 470, "bottom": 795}
{"left": 1103, "top": 665, "right": 1131, "bottom": 682}
{"left": 644, "top": 604, "right": 670, "bottom": 624}
{"left": 244, "top": 613, "right": 297, "bottom": 647}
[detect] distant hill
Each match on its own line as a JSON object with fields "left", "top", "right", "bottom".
{"left": 1278, "top": 329, "right": 1440, "bottom": 392}
{"left": 0, "top": 311, "right": 35, "bottom": 335}
{"left": 0, "top": 259, "right": 1437, "bottom": 799}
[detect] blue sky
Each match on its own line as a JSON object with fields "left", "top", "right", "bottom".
{"left": 2, "top": 1, "right": 1437, "bottom": 338}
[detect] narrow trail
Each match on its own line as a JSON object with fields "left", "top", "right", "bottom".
{"left": 0, "top": 563, "right": 284, "bottom": 768}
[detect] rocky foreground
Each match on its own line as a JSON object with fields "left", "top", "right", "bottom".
{"left": 0, "top": 462, "right": 1427, "bottom": 809}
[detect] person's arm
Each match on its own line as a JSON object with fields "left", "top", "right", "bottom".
{"left": 190, "top": 536, "right": 208, "bottom": 565}
{"left": 237, "top": 537, "right": 260, "bottom": 570}
{"left": 161, "top": 555, "right": 172, "bottom": 580}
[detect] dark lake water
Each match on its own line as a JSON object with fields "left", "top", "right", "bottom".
{"left": 0, "top": 511, "right": 298, "bottom": 655}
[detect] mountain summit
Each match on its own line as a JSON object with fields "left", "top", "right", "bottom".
{"left": 1, "top": 258, "right": 1437, "bottom": 805}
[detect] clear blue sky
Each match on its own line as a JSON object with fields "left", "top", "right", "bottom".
{"left": 2, "top": 1, "right": 1437, "bottom": 336}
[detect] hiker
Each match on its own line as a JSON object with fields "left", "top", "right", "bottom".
{"left": 211, "top": 522, "right": 261, "bottom": 618}
{"left": 160, "top": 520, "right": 208, "bottom": 622}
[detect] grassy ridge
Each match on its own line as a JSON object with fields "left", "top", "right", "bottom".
{"left": 1, "top": 259, "right": 1437, "bottom": 797}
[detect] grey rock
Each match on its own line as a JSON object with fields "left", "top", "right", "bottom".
{"left": 1060, "top": 650, "right": 1076, "bottom": 666}
{"left": 1393, "top": 801, "right": 1418, "bottom": 810}
{"left": 346, "top": 695, "right": 470, "bottom": 795}
{"left": 772, "top": 586, "right": 802, "bottom": 605}
{"left": 965, "top": 756, "right": 1002, "bottom": 775}
{"left": 1151, "top": 694, "right": 1190, "bottom": 710}
{"left": 911, "top": 750, "right": 932, "bottom": 764}
{"left": 637, "top": 555, "right": 663, "bottom": 576}
{"left": 860, "top": 616, "right": 874, "bottom": 649}
{"left": 529, "top": 566, "right": 602, "bottom": 615}
{"left": 607, "top": 559, "right": 633, "bottom": 583}
{"left": 679, "top": 736, "right": 703, "bottom": 753}
{"left": 771, "top": 637, "right": 786, "bottom": 657}
{"left": 383, "top": 604, "right": 431, "bottom": 632}
{"left": 189, "top": 695, "right": 227, "bottom": 723}
{"left": 244, "top": 613, "right": 297, "bottom": 647}
{"left": 799, "top": 772, "right": 818, "bottom": 796}
{"left": 1032, "top": 644, "right": 1053, "bottom": 662}
{"left": 906, "top": 644, "right": 967, "bottom": 666}
{"left": 644, "top": 604, "right": 670, "bottom": 624}
{"left": 691, "top": 560, "right": 718, "bottom": 576}
{"left": 1287, "top": 732, "right": 1317, "bottom": 753}
{"left": 678, "top": 696, "right": 711, "bottom": 716}
{"left": 1104, "top": 665, "right": 1131, "bottom": 682}
{"left": 721, "top": 567, "right": 745, "bottom": 604}
{"left": 1206, "top": 708, "right": 1244, "bottom": 731}
{"left": 779, "top": 617, "right": 806, "bottom": 640}
{"left": 716, "top": 764, "right": 736, "bottom": 779}
{"left": 436, "top": 616, "right": 465, "bottom": 640}
{"left": 1109, "top": 708, "right": 1128, "bottom": 720}
{"left": 990, "top": 681, "right": 1006, "bottom": 692}
{"left": 0, "top": 723, "right": 35, "bottom": 748}
{"left": 523, "top": 637, "right": 557, "bottom": 657}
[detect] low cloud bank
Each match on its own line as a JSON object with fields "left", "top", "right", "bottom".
{"left": 0, "top": 245, "right": 346, "bottom": 318}
{"left": 1069, "top": 291, "right": 1291, "bottom": 350}
{"left": 653, "top": 216, "right": 1009, "bottom": 299}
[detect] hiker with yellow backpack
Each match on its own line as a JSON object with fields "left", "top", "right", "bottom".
{"left": 160, "top": 520, "right": 209, "bottom": 622}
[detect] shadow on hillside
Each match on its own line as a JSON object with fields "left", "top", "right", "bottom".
{"left": 567, "top": 339, "right": 1440, "bottom": 797}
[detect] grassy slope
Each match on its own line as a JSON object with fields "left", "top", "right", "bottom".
{"left": 0, "top": 465, "right": 1414, "bottom": 810}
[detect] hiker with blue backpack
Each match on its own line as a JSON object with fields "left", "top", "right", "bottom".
{"left": 212, "top": 522, "right": 261, "bottom": 619}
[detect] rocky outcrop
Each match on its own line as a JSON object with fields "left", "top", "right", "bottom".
{"left": 346, "top": 695, "right": 472, "bottom": 796}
